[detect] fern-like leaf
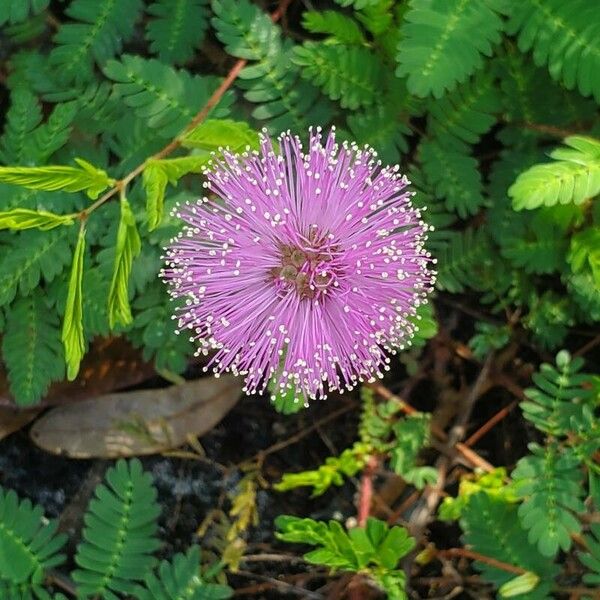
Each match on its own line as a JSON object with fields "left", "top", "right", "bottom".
{"left": 302, "top": 11, "right": 366, "bottom": 45}
{"left": 0, "top": 487, "right": 66, "bottom": 585}
{"left": 435, "top": 228, "right": 494, "bottom": 293}
{"left": 520, "top": 350, "right": 594, "bottom": 436}
{"left": 293, "top": 42, "right": 382, "bottom": 109}
{"left": 211, "top": 0, "right": 332, "bottom": 133}
{"left": 0, "top": 0, "right": 48, "bottom": 26}
{"left": 427, "top": 72, "right": 501, "bottom": 145}
{"left": 500, "top": 212, "right": 568, "bottom": 275}
{"left": 128, "top": 284, "right": 194, "bottom": 374}
{"left": 347, "top": 104, "right": 410, "bottom": 164}
{"left": 0, "top": 88, "right": 42, "bottom": 165}
{"left": 0, "top": 228, "right": 72, "bottom": 307}
{"left": 506, "top": 0, "right": 600, "bottom": 103}
{"left": 72, "top": 459, "right": 161, "bottom": 599}
{"left": 146, "top": 0, "right": 209, "bottom": 65}
{"left": 513, "top": 443, "right": 585, "bottom": 558}
{"left": 136, "top": 546, "right": 232, "bottom": 600}
{"left": 420, "top": 139, "right": 486, "bottom": 218}
{"left": 49, "top": 0, "right": 143, "bottom": 85}
{"left": 460, "top": 493, "right": 558, "bottom": 599}
{"left": 395, "top": 0, "right": 504, "bottom": 98}
{"left": 580, "top": 523, "right": 600, "bottom": 585}
{"left": 103, "top": 55, "right": 232, "bottom": 138}
{"left": 509, "top": 136, "right": 600, "bottom": 210}
{"left": 2, "top": 295, "right": 65, "bottom": 406}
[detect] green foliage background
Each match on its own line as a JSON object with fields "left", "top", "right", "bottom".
{"left": 0, "top": 0, "right": 599, "bottom": 598}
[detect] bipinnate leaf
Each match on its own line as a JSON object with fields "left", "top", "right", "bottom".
{"left": 108, "top": 196, "right": 141, "bottom": 328}
{"left": 62, "top": 226, "right": 86, "bottom": 381}
{"left": 0, "top": 159, "right": 114, "bottom": 199}
{"left": 30, "top": 374, "right": 243, "bottom": 457}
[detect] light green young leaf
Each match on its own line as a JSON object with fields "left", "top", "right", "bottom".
{"left": 498, "top": 572, "right": 540, "bottom": 598}
{"left": 108, "top": 196, "right": 142, "bottom": 328}
{"left": 143, "top": 155, "right": 209, "bottom": 230}
{"left": 0, "top": 158, "right": 114, "bottom": 199}
{"left": 302, "top": 10, "right": 366, "bottom": 45}
{"left": 180, "top": 119, "right": 260, "bottom": 153}
{"left": 0, "top": 208, "right": 76, "bottom": 232}
{"left": 509, "top": 136, "right": 600, "bottom": 210}
{"left": 62, "top": 226, "right": 86, "bottom": 381}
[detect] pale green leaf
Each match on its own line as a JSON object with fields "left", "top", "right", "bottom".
{"left": 180, "top": 119, "right": 260, "bottom": 153}
{"left": 0, "top": 158, "right": 114, "bottom": 199}
{"left": 509, "top": 136, "right": 600, "bottom": 210}
{"left": 108, "top": 196, "right": 141, "bottom": 328}
{"left": 499, "top": 572, "right": 540, "bottom": 598}
{"left": 0, "top": 208, "right": 76, "bottom": 232}
{"left": 62, "top": 226, "right": 86, "bottom": 381}
{"left": 142, "top": 156, "right": 208, "bottom": 231}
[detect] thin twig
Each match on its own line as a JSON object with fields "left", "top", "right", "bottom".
{"left": 245, "top": 402, "right": 356, "bottom": 465}
{"left": 233, "top": 569, "right": 325, "bottom": 599}
{"left": 357, "top": 455, "right": 379, "bottom": 527}
{"left": 438, "top": 548, "right": 527, "bottom": 576}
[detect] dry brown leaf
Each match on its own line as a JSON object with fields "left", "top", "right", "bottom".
{"left": 0, "top": 407, "right": 41, "bottom": 441}
{"left": 0, "top": 338, "right": 157, "bottom": 408}
{"left": 30, "top": 374, "right": 243, "bottom": 458}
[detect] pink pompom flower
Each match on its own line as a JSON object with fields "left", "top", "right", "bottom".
{"left": 162, "top": 127, "right": 434, "bottom": 403}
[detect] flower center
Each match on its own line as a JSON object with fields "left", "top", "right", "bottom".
{"left": 271, "top": 232, "right": 345, "bottom": 300}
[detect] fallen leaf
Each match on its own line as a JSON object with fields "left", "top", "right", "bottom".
{"left": 0, "top": 407, "right": 41, "bottom": 441}
{"left": 30, "top": 375, "right": 243, "bottom": 458}
{"left": 0, "top": 338, "right": 157, "bottom": 408}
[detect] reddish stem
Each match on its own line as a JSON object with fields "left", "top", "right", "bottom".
{"left": 357, "top": 455, "right": 379, "bottom": 527}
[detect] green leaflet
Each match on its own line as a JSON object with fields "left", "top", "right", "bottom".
{"left": 62, "top": 225, "right": 86, "bottom": 381}
{"left": 49, "top": 0, "right": 143, "bottom": 86}
{"left": 135, "top": 546, "right": 232, "bottom": 600}
{"left": 512, "top": 443, "right": 585, "bottom": 558}
{"left": 103, "top": 55, "right": 232, "bottom": 138}
{"left": 0, "top": 0, "right": 49, "bottom": 26}
{"left": 395, "top": 0, "right": 505, "bottom": 98}
{"left": 460, "top": 493, "right": 558, "bottom": 598}
{"left": 0, "top": 159, "right": 114, "bottom": 199}
{"left": 211, "top": 0, "right": 333, "bottom": 133}
{"left": 2, "top": 295, "right": 65, "bottom": 406}
{"left": 420, "top": 139, "right": 486, "bottom": 218}
{"left": 0, "top": 88, "right": 42, "bottom": 165}
{"left": 0, "top": 228, "right": 72, "bottom": 307}
{"left": 180, "top": 119, "right": 260, "bottom": 153}
{"left": 509, "top": 136, "right": 600, "bottom": 210}
{"left": 143, "top": 156, "right": 209, "bottom": 230}
{"left": 293, "top": 42, "right": 382, "bottom": 109}
{"left": 506, "top": 0, "right": 600, "bottom": 103}
{"left": 302, "top": 10, "right": 366, "bottom": 45}
{"left": 72, "top": 459, "right": 160, "bottom": 598}
{"left": 146, "top": 0, "right": 209, "bottom": 65}
{"left": 0, "top": 208, "right": 76, "bottom": 232}
{"left": 0, "top": 486, "right": 66, "bottom": 583}
{"left": 107, "top": 195, "right": 142, "bottom": 328}
{"left": 275, "top": 516, "right": 415, "bottom": 599}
